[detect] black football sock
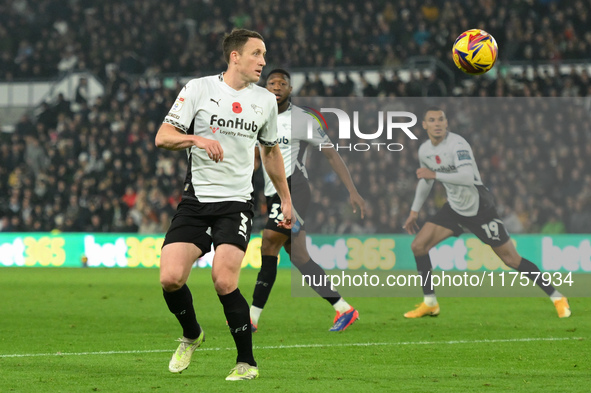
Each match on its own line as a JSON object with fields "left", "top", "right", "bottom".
{"left": 252, "top": 255, "right": 278, "bottom": 308}
{"left": 516, "top": 258, "right": 555, "bottom": 296}
{"left": 162, "top": 284, "right": 201, "bottom": 340}
{"left": 219, "top": 288, "right": 256, "bottom": 366}
{"left": 415, "top": 254, "right": 434, "bottom": 296}
{"left": 297, "top": 258, "right": 341, "bottom": 305}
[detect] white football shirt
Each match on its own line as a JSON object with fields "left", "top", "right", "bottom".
{"left": 260, "top": 104, "right": 331, "bottom": 197}
{"left": 163, "top": 74, "right": 278, "bottom": 203}
{"left": 414, "top": 132, "right": 483, "bottom": 216}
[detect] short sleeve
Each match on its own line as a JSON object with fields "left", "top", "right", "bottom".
{"left": 291, "top": 105, "right": 331, "bottom": 146}
{"left": 305, "top": 122, "right": 331, "bottom": 147}
{"left": 257, "top": 96, "right": 278, "bottom": 147}
{"left": 163, "top": 79, "right": 201, "bottom": 133}
{"left": 452, "top": 139, "right": 474, "bottom": 169}
{"left": 417, "top": 144, "right": 428, "bottom": 169}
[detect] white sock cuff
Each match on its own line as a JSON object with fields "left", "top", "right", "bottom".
{"left": 333, "top": 298, "right": 351, "bottom": 313}
{"left": 250, "top": 306, "right": 263, "bottom": 325}
{"left": 549, "top": 290, "right": 563, "bottom": 303}
{"left": 424, "top": 294, "right": 438, "bottom": 307}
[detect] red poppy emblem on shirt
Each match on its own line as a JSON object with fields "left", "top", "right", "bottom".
{"left": 232, "top": 102, "right": 242, "bottom": 113}
{"left": 435, "top": 155, "right": 441, "bottom": 164}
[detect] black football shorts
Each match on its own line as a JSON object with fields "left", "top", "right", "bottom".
{"left": 163, "top": 198, "right": 254, "bottom": 253}
{"left": 427, "top": 185, "right": 510, "bottom": 247}
{"left": 264, "top": 174, "right": 311, "bottom": 236}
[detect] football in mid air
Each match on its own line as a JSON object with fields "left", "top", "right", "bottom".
{"left": 452, "top": 29, "right": 498, "bottom": 75}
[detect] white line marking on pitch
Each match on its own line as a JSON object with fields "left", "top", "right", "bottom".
{"left": 0, "top": 337, "right": 582, "bottom": 359}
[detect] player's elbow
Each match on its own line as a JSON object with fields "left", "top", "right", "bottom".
{"left": 459, "top": 177, "right": 473, "bottom": 186}
{"left": 322, "top": 146, "right": 338, "bottom": 159}
{"left": 155, "top": 123, "right": 178, "bottom": 149}
{"left": 155, "top": 131, "right": 169, "bottom": 149}
{"left": 155, "top": 135, "right": 163, "bottom": 148}
{"left": 263, "top": 144, "right": 279, "bottom": 158}
{"left": 263, "top": 147, "right": 283, "bottom": 167}
{"left": 455, "top": 167, "right": 474, "bottom": 185}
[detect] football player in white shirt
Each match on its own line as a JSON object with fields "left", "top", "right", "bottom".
{"left": 155, "top": 29, "right": 291, "bottom": 381}
{"left": 403, "top": 107, "right": 570, "bottom": 319}
{"left": 249, "top": 69, "right": 366, "bottom": 332}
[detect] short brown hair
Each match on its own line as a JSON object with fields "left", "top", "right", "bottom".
{"left": 222, "top": 29, "right": 264, "bottom": 63}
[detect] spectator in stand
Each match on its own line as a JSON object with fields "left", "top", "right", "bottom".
{"left": 3, "top": 0, "right": 591, "bottom": 81}
{"left": 15, "top": 115, "right": 36, "bottom": 138}
{"left": 541, "top": 210, "right": 567, "bottom": 234}
{"left": 121, "top": 185, "right": 137, "bottom": 209}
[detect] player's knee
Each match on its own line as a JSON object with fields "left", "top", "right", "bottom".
{"left": 291, "top": 255, "right": 307, "bottom": 268}
{"left": 260, "top": 243, "right": 274, "bottom": 255}
{"left": 261, "top": 240, "right": 281, "bottom": 255}
{"left": 213, "top": 276, "right": 237, "bottom": 295}
{"left": 493, "top": 245, "right": 521, "bottom": 268}
{"left": 160, "top": 274, "right": 185, "bottom": 292}
{"left": 501, "top": 254, "right": 521, "bottom": 269}
{"left": 410, "top": 239, "right": 429, "bottom": 256}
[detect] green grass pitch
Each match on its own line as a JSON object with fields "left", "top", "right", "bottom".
{"left": 1, "top": 267, "right": 589, "bottom": 392}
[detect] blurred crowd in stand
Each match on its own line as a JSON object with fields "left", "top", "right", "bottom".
{"left": 1, "top": 0, "right": 591, "bottom": 234}
{"left": 2, "top": 0, "right": 591, "bottom": 80}
{"left": 2, "top": 68, "right": 591, "bottom": 235}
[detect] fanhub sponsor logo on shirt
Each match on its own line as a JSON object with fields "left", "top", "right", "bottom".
{"left": 210, "top": 114, "right": 258, "bottom": 133}
{"left": 435, "top": 164, "right": 456, "bottom": 173}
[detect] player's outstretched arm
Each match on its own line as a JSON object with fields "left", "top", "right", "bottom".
{"left": 431, "top": 165, "right": 473, "bottom": 186}
{"left": 321, "top": 147, "right": 366, "bottom": 218}
{"left": 260, "top": 144, "right": 292, "bottom": 228}
{"left": 405, "top": 177, "right": 434, "bottom": 234}
{"left": 155, "top": 123, "right": 223, "bottom": 162}
{"left": 253, "top": 146, "right": 261, "bottom": 171}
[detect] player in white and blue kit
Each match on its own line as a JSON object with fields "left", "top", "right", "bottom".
{"left": 403, "top": 107, "right": 571, "bottom": 319}
{"left": 250, "top": 69, "right": 366, "bottom": 332}
{"left": 156, "top": 29, "right": 291, "bottom": 381}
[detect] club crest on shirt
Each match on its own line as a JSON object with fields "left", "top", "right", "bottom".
{"left": 251, "top": 104, "right": 263, "bottom": 115}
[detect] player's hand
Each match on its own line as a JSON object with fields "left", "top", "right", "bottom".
{"left": 194, "top": 136, "right": 224, "bottom": 162}
{"left": 350, "top": 191, "right": 366, "bottom": 219}
{"left": 402, "top": 211, "right": 419, "bottom": 235}
{"left": 416, "top": 167, "right": 436, "bottom": 180}
{"left": 277, "top": 200, "right": 292, "bottom": 229}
